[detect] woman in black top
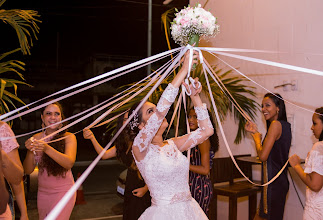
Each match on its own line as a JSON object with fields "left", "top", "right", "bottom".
{"left": 83, "top": 112, "right": 151, "bottom": 220}
{"left": 245, "top": 93, "right": 291, "bottom": 220}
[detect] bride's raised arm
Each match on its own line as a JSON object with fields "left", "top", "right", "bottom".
{"left": 173, "top": 78, "right": 214, "bottom": 152}
{"left": 131, "top": 51, "right": 199, "bottom": 161}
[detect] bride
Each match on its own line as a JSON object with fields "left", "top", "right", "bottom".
{"left": 125, "top": 51, "right": 214, "bottom": 219}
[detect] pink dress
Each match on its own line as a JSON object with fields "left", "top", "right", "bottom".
{"left": 35, "top": 134, "right": 76, "bottom": 220}
{"left": 0, "top": 122, "right": 19, "bottom": 219}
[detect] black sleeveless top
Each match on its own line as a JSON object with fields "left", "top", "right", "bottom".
{"left": 259, "top": 120, "right": 291, "bottom": 220}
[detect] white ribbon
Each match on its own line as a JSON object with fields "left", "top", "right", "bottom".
{"left": 3, "top": 45, "right": 321, "bottom": 219}
{"left": 44, "top": 46, "right": 188, "bottom": 220}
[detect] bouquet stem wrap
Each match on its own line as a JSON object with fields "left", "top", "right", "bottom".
{"left": 189, "top": 34, "right": 199, "bottom": 69}
{"left": 188, "top": 34, "right": 200, "bottom": 47}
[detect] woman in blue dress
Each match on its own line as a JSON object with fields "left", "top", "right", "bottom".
{"left": 245, "top": 93, "right": 291, "bottom": 220}
{"left": 187, "top": 108, "right": 219, "bottom": 214}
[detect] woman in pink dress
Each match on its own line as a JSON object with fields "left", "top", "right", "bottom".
{"left": 23, "top": 101, "right": 77, "bottom": 220}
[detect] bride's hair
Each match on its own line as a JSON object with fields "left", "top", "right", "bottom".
{"left": 315, "top": 107, "right": 323, "bottom": 141}
{"left": 124, "top": 102, "right": 144, "bottom": 143}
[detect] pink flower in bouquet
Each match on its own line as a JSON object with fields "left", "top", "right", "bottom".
{"left": 171, "top": 4, "right": 220, "bottom": 46}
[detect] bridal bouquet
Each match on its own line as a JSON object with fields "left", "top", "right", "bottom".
{"left": 171, "top": 4, "right": 220, "bottom": 46}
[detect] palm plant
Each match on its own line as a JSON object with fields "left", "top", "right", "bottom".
{"left": 104, "top": 7, "right": 259, "bottom": 144}
{"left": 0, "top": 0, "right": 40, "bottom": 115}
{"left": 107, "top": 63, "right": 258, "bottom": 144}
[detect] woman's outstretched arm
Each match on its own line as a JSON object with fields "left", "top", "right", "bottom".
{"left": 245, "top": 120, "right": 282, "bottom": 162}
{"left": 83, "top": 128, "right": 117, "bottom": 160}
{"left": 173, "top": 78, "right": 214, "bottom": 152}
{"left": 290, "top": 151, "right": 323, "bottom": 192}
{"left": 132, "top": 51, "right": 199, "bottom": 161}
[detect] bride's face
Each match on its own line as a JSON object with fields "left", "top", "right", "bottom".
{"left": 138, "top": 102, "right": 168, "bottom": 131}
{"left": 140, "top": 102, "right": 156, "bottom": 124}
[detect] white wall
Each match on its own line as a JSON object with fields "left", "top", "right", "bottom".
{"left": 190, "top": 0, "right": 323, "bottom": 219}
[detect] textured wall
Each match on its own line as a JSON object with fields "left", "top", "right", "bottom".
{"left": 190, "top": 0, "right": 323, "bottom": 219}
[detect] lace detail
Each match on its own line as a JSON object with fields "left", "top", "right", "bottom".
{"left": 135, "top": 140, "right": 207, "bottom": 219}
{"left": 0, "top": 122, "right": 19, "bottom": 153}
{"left": 132, "top": 83, "right": 179, "bottom": 157}
{"left": 133, "top": 114, "right": 164, "bottom": 152}
{"left": 195, "top": 104, "right": 213, "bottom": 130}
{"left": 187, "top": 129, "right": 202, "bottom": 149}
{"left": 156, "top": 102, "right": 171, "bottom": 113}
{"left": 194, "top": 104, "right": 209, "bottom": 120}
{"left": 161, "top": 83, "right": 179, "bottom": 103}
{"left": 170, "top": 191, "right": 192, "bottom": 203}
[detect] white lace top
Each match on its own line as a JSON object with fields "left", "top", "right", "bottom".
{"left": 303, "top": 141, "right": 323, "bottom": 220}
{"left": 132, "top": 83, "right": 213, "bottom": 206}
{"left": 0, "top": 122, "right": 19, "bottom": 153}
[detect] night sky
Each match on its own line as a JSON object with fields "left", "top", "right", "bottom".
{"left": 1, "top": 0, "right": 189, "bottom": 105}
{"left": 2, "top": 0, "right": 188, "bottom": 70}
{"left": 1, "top": 0, "right": 188, "bottom": 159}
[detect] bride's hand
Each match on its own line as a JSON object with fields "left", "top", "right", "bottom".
{"left": 180, "top": 50, "right": 199, "bottom": 73}
{"left": 182, "top": 77, "right": 202, "bottom": 97}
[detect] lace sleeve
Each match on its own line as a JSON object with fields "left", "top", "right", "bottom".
{"left": 133, "top": 84, "right": 179, "bottom": 158}
{"left": 174, "top": 103, "right": 214, "bottom": 152}
{"left": 0, "top": 122, "right": 19, "bottom": 153}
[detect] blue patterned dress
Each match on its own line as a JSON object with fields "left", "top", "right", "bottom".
{"left": 189, "top": 145, "right": 214, "bottom": 214}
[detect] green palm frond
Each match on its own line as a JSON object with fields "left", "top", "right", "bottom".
{"left": 161, "top": 8, "right": 176, "bottom": 52}
{"left": 190, "top": 65, "right": 259, "bottom": 143}
{"left": 105, "top": 64, "right": 259, "bottom": 143}
{"left": 0, "top": 49, "right": 26, "bottom": 80}
{"left": 0, "top": 0, "right": 39, "bottom": 116}
{"left": 0, "top": 48, "right": 32, "bottom": 114}
{"left": 0, "top": 1, "right": 40, "bottom": 55}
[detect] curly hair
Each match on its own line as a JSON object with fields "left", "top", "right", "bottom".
{"left": 315, "top": 107, "right": 323, "bottom": 141}
{"left": 39, "top": 101, "right": 68, "bottom": 177}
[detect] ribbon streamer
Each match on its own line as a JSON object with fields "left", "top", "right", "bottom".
{"left": 2, "top": 45, "right": 319, "bottom": 219}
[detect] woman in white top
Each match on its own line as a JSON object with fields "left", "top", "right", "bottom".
{"left": 289, "top": 107, "right": 323, "bottom": 220}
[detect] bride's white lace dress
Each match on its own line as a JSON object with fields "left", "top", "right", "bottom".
{"left": 132, "top": 83, "right": 213, "bottom": 220}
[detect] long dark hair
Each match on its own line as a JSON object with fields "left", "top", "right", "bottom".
{"left": 114, "top": 112, "right": 133, "bottom": 167}
{"left": 115, "top": 102, "right": 144, "bottom": 178}
{"left": 39, "top": 101, "right": 68, "bottom": 177}
{"left": 123, "top": 102, "right": 145, "bottom": 144}
{"left": 315, "top": 107, "right": 323, "bottom": 141}
{"left": 263, "top": 93, "right": 287, "bottom": 129}
{"left": 188, "top": 108, "right": 219, "bottom": 153}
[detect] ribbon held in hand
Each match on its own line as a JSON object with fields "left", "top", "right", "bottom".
{"left": 182, "top": 76, "right": 202, "bottom": 96}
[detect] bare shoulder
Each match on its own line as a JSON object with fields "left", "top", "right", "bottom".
{"left": 64, "top": 132, "right": 76, "bottom": 140}
{"left": 268, "top": 120, "right": 282, "bottom": 140}
{"left": 269, "top": 120, "right": 282, "bottom": 130}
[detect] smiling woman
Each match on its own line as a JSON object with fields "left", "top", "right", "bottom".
{"left": 23, "top": 101, "right": 77, "bottom": 220}
{"left": 245, "top": 93, "right": 291, "bottom": 220}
